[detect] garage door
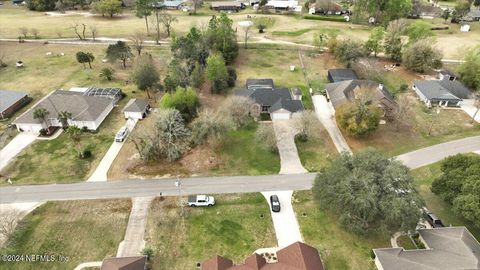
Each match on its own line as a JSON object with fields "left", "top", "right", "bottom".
{"left": 271, "top": 112, "right": 291, "bottom": 120}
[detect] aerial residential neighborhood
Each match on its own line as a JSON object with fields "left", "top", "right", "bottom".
{"left": 0, "top": 0, "right": 479, "bottom": 269}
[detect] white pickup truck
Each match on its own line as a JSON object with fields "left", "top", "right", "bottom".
{"left": 188, "top": 195, "right": 215, "bottom": 207}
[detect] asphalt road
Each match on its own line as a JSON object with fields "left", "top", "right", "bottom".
{"left": 1, "top": 136, "right": 479, "bottom": 204}
{"left": 0, "top": 174, "right": 316, "bottom": 204}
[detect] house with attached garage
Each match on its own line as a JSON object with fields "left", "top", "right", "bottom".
{"left": 235, "top": 79, "right": 304, "bottom": 120}
{"left": 373, "top": 227, "right": 480, "bottom": 270}
{"left": 122, "top": 99, "right": 150, "bottom": 120}
{"left": 325, "top": 79, "right": 397, "bottom": 117}
{"left": 13, "top": 87, "right": 122, "bottom": 133}
{"left": 0, "top": 90, "right": 31, "bottom": 119}
{"left": 412, "top": 78, "right": 473, "bottom": 107}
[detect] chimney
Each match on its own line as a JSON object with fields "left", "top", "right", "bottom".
{"left": 378, "top": 84, "right": 383, "bottom": 90}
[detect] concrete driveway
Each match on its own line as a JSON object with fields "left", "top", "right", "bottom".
{"left": 312, "top": 95, "right": 351, "bottom": 154}
{"left": 272, "top": 120, "right": 307, "bottom": 174}
{"left": 87, "top": 119, "right": 137, "bottom": 182}
{"left": 460, "top": 103, "right": 480, "bottom": 123}
{"left": 0, "top": 133, "right": 37, "bottom": 172}
{"left": 261, "top": 190, "right": 303, "bottom": 248}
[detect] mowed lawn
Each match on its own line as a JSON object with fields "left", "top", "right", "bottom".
{"left": 411, "top": 163, "right": 480, "bottom": 240}
{"left": 0, "top": 199, "right": 131, "bottom": 270}
{"left": 293, "top": 190, "right": 390, "bottom": 270}
{"left": 295, "top": 129, "right": 337, "bottom": 172}
{"left": 145, "top": 193, "right": 276, "bottom": 269}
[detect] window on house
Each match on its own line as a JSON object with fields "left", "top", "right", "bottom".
{"left": 261, "top": 106, "right": 269, "bottom": 112}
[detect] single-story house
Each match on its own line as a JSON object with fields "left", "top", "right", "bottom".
{"left": 308, "top": 1, "right": 350, "bottom": 15}
{"left": 412, "top": 78, "right": 473, "bottom": 107}
{"left": 211, "top": 1, "right": 244, "bottom": 11}
{"left": 13, "top": 88, "right": 122, "bottom": 133}
{"left": 327, "top": 68, "right": 358, "bottom": 83}
{"left": 101, "top": 256, "right": 147, "bottom": 270}
{"left": 0, "top": 90, "right": 30, "bottom": 119}
{"left": 373, "top": 227, "right": 480, "bottom": 270}
{"left": 325, "top": 79, "right": 397, "bottom": 116}
{"left": 235, "top": 78, "right": 304, "bottom": 120}
{"left": 411, "top": 0, "right": 443, "bottom": 18}
{"left": 466, "top": 10, "right": 480, "bottom": 21}
{"left": 152, "top": 0, "right": 185, "bottom": 9}
{"left": 122, "top": 99, "right": 150, "bottom": 120}
{"left": 265, "top": 0, "right": 299, "bottom": 11}
{"left": 202, "top": 241, "right": 325, "bottom": 270}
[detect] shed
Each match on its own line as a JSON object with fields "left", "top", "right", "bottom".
{"left": 327, "top": 69, "right": 358, "bottom": 82}
{"left": 122, "top": 99, "right": 149, "bottom": 120}
{"left": 211, "top": 1, "right": 243, "bottom": 11}
{"left": 0, "top": 90, "right": 30, "bottom": 119}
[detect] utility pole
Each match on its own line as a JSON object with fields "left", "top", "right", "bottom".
{"left": 175, "top": 177, "right": 184, "bottom": 218}
{"left": 471, "top": 94, "right": 480, "bottom": 124}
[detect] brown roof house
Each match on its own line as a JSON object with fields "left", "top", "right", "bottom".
{"left": 325, "top": 79, "right": 397, "bottom": 117}
{"left": 373, "top": 227, "right": 480, "bottom": 270}
{"left": 202, "top": 241, "right": 325, "bottom": 270}
{"left": 101, "top": 256, "right": 147, "bottom": 270}
{"left": 0, "top": 90, "right": 30, "bottom": 119}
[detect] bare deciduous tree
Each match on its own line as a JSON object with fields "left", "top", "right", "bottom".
{"left": 219, "top": 96, "right": 255, "bottom": 128}
{"left": 392, "top": 94, "right": 416, "bottom": 131}
{"left": 295, "top": 110, "right": 324, "bottom": 141}
{"left": 70, "top": 23, "right": 87, "bottom": 40}
{"left": 130, "top": 31, "right": 146, "bottom": 55}
{"left": 19, "top": 27, "right": 28, "bottom": 38}
{"left": 30, "top": 28, "right": 39, "bottom": 39}
{"left": 0, "top": 210, "right": 22, "bottom": 246}
{"left": 239, "top": 21, "right": 253, "bottom": 49}
{"left": 255, "top": 123, "right": 278, "bottom": 152}
{"left": 89, "top": 25, "right": 98, "bottom": 41}
{"left": 158, "top": 10, "right": 177, "bottom": 37}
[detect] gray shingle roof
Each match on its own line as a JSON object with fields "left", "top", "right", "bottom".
{"left": 235, "top": 83, "right": 304, "bottom": 113}
{"left": 327, "top": 69, "right": 358, "bottom": 82}
{"left": 13, "top": 90, "right": 113, "bottom": 124}
{"left": 0, "top": 90, "right": 28, "bottom": 113}
{"left": 373, "top": 227, "right": 480, "bottom": 270}
{"left": 246, "top": 78, "right": 274, "bottom": 90}
{"left": 123, "top": 99, "right": 149, "bottom": 113}
{"left": 325, "top": 80, "right": 395, "bottom": 109}
{"left": 414, "top": 79, "right": 472, "bottom": 101}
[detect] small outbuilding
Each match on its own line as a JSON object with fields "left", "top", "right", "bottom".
{"left": 101, "top": 256, "right": 147, "bottom": 270}
{"left": 0, "top": 90, "right": 30, "bottom": 120}
{"left": 122, "top": 99, "right": 150, "bottom": 120}
{"left": 211, "top": 1, "right": 244, "bottom": 11}
{"left": 327, "top": 68, "right": 358, "bottom": 83}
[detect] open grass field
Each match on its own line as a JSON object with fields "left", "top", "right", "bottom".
{"left": 411, "top": 163, "right": 480, "bottom": 240}
{"left": 344, "top": 92, "right": 480, "bottom": 156}
{"left": 293, "top": 190, "right": 390, "bottom": 270}
{"left": 0, "top": 199, "right": 131, "bottom": 270}
{"left": 145, "top": 193, "right": 276, "bottom": 269}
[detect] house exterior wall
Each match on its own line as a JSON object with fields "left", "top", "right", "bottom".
{"left": 271, "top": 109, "right": 291, "bottom": 120}
{"left": 1, "top": 96, "right": 29, "bottom": 119}
{"left": 124, "top": 111, "right": 144, "bottom": 120}
{"left": 412, "top": 84, "right": 430, "bottom": 106}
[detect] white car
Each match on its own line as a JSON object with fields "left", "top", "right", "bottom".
{"left": 188, "top": 195, "right": 215, "bottom": 207}
{"left": 115, "top": 126, "right": 129, "bottom": 142}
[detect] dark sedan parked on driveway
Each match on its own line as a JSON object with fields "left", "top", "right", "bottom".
{"left": 270, "top": 195, "right": 281, "bottom": 212}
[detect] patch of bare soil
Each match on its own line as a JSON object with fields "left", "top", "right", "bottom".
{"left": 179, "top": 144, "right": 223, "bottom": 174}
{"left": 198, "top": 82, "right": 226, "bottom": 110}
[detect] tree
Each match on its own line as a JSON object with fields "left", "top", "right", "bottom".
{"left": 219, "top": 96, "right": 254, "bottom": 128}
{"left": 454, "top": 0, "right": 471, "bottom": 19}
{"left": 313, "top": 149, "right": 424, "bottom": 235}
{"left": 30, "top": 28, "right": 40, "bottom": 39}
{"left": 19, "top": 27, "right": 28, "bottom": 38}
{"left": 160, "top": 86, "right": 200, "bottom": 122}
{"left": 70, "top": 23, "right": 87, "bottom": 40}
{"left": 391, "top": 94, "right": 415, "bottom": 131}
{"left": 91, "top": 0, "right": 122, "bottom": 17}
{"left": 190, "top": 64, "right": 204, "bottom": 89}
{"left": 76, "top": 51, "right": 95, "bottom": 69}
{"left": 106, "top": 41, "right": 134, "bottom": 68}
{"left": 130, "top": 31, "right": 146, "bottom": 56}
{"left": 474, "top": 0, "right": 480, "bottom": 8}
{"left": 207, "top": 14, "right": 239, "bottom": 64}
{"left": 33, "top": 107, "right": 50, "bottom": 131}
{"left": 133, "top": 109, "right": 191, "bottom": 162}
{"left": 0, "top": 210, "right": 22, "bottom": 245}
{"left": 384, "top": 19, "right": 407, "bottom": 62}
{"left": 441, "top": 9, "right": 450, "bottom": 23}
{"left": 164, "top": 58, "right": 190, "bottom": 91}
{"left": 295, "top": 110, "right": 323, "bottom": 141}
{"left": 65, "top": 126, "right": 83, "bottom": 158}
{"left": 336, "top": 87, "right": 382, "bottom": 137}
{"left": 255, "top": 123, "right": 277, "bottom": 153}
{"left": 403, "top": 39, "right": 443, "bottom": 73}
{"left": 458, "top": 45, "right": 480, "bottom": 91}
{"left": 431, "top": 154, "right": 480, "bottom": 228}
{"left": 57, "top": 111, "right": 72, "bottom": 129}
{"left": 132, "top": 55, "right": 160, "bottom": 98}
{"left": 253, "top": 17, "right": 276, "bottom": 33}
{"left": 364, "top": 26, "right": 385, "bottom": 57}
{"left": 135, "top": 0, "right": 153, "bottom": 35}
{"left": 353, "top": 0, "right": 412, "bottom": 23}
{"left": 99, "top": 67, "right": 115, "bottom": 81}
{"left": 206, "top": 53, "right": 229, "bottom": 93}
{"left": 191, "top": 109, "right": 231, "bottom": 145}
{"left": 239, "top": 21, "right": 254, "bottom": 49}
{"left": 26, "top": 0, "right": 56, "bottom": 11}
{"left": 407, "top": 21, "right": 433, "bottom": 44}
{"left": 191, "top": 0, "right": 203, "bottom": 14}
{"left": 158, "top": 10, "right": 177, "bottom": 37}
{"left": 89, "top": 25, "right": 98, "bottom": 41}
{"left": 333, "top": 39, "right": 366, "bottom": 68}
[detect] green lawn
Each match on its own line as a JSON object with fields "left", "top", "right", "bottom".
{"left": 0, "top": 200, "right": 130, "bottom": 270}
{"left": 396, "top": 235, "right": 417, "bottom": 250}
{"left": 293, "top": 191, "right": 390, "bottom": 270}
{"left": 212, "top": 123, "right": 280, "bottom": 175}
{"left": 295, "top": 133, "right": 337, "bottom": 172}
{"left": 411, "top": 163, "right": 480, "bottom": 240}
{"left": 145, "top": 193, "right": 276, "bottom": 269}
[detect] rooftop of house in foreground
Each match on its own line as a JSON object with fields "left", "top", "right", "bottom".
{"left": 373, "top": 227, "right": 480, "bottom": 270}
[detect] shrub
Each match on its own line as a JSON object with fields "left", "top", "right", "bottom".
{"left": 39, "top": 128, "right": 48, "bottom": 136}
{"left": 99, "top": 67, "right": 115, "bottom": 81}
{"left": 81, "top": 149, "right": 92, "bottom": 159}
{"left": 303, "top": 15, "right": 347, "bottom": 22}
{"left": 191, "top": 110, "right": 232, "bottom": 145}
{"left": 227, "top": 66, "right": 237, "bottom": 88}
{"left": 255, "top": 123, "right": 277, "bottom": 153}
{"left": 160, "top": 86, "right": 200, "bottom": 122}
{"left": 220, "top": 96, "right": 255, "bottom": 128}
